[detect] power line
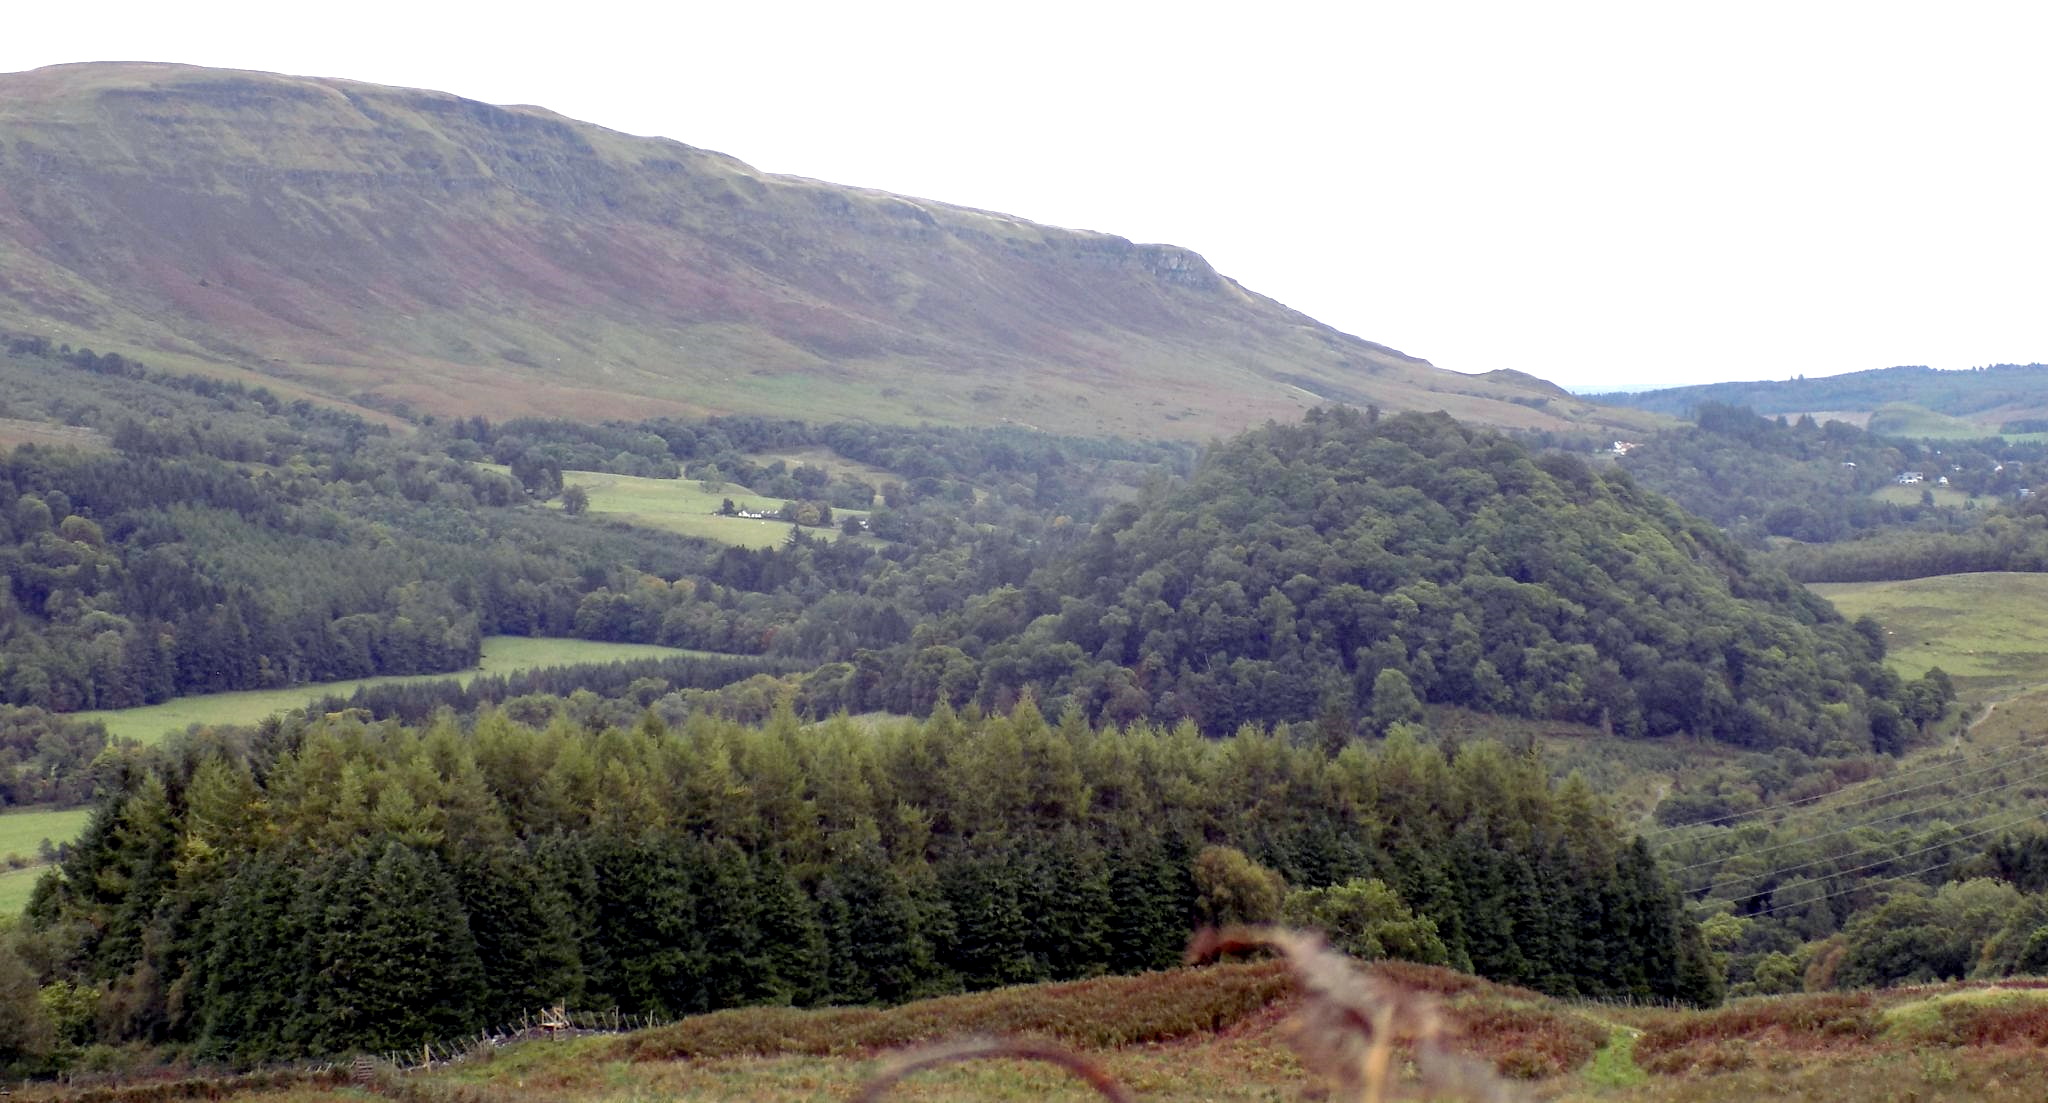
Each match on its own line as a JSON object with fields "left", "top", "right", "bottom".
{"left": 1688, "top": 810, "right": 2048, "bottom": 915}
{"left": 1716, "top": 862, "right": 1942, "bottom": 920}
{"left": 1714, "top": 830, "right": 2040, "bottom": 921}
{"left": 1648, "top": 739, "right": 2048, "bottom": 838}
{"left": 1669, "top": 756, "right": 2048, "bottom": 874}
{"left": 1682, "top": 795, "right": 2043, "bottom": 899}
{"left": 1645, "top": 748, "right": 1985, "bottom": 835}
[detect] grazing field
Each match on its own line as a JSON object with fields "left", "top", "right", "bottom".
{"left": 0, "top": 808, "right": 94, "bottom": 914}
{"left": 0, "top": 807, "right": 90, "bottom": 865}
{"left": 1868, "top": 482, "right": 1976, "bottom": 508}
{"left": 0, "top": 865, "right": 50, "bottom": 914}
{"left": 77, "top": 636, "right": 712, "bottom": 744}
{"left": 1809, "top": 572, "right": 2048, "bottom": 703}
{"left": 555, "top": 469, "right": 859, "bottom": 548}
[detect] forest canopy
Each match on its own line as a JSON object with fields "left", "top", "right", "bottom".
{"left": 11, "top": 703, "right": 1718, "bottom": 1064}
{"left": 949, "top": 407, "right": 1909, "bottom": 752}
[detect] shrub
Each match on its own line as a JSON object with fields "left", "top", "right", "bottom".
{"left": 613, "top": 961, "right": 1295, "bottom": 1062}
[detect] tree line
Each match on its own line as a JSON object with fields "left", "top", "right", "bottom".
{"left": 3, "top": 700, "right": 1717, "bottom": 1069}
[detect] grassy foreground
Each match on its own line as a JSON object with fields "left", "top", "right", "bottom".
{"left": 77, "top": 636, "right": 715, "bottom": 744}
{"left": 25, "top": 960, "right": 2048, "bottom": 1102}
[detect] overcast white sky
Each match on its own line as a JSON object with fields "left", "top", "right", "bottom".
{"left": 6, "top": 1, "right": 2047, "bottom": 390}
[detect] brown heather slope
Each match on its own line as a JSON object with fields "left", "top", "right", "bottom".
{"left": 0, "top": 62, "right": 1656, "bottom": 438}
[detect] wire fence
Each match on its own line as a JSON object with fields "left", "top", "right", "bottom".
{"left": 339, "top": 1005, "right": 684, "bottom": 1076}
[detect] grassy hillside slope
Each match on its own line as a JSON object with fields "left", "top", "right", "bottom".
{"left": 0, "top": 62, "right": 1657, "bottom": 440}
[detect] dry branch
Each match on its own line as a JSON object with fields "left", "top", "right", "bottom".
{"left": 853, "top": 1037, "right": 1134, "bottom": 1103}
{"left": 1186, "top": 925, "right": 1522, "bottom": 1103}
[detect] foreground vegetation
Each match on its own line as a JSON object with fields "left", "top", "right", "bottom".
{"left": 20, "top": 956, "right": 2048, "bottom": 1102}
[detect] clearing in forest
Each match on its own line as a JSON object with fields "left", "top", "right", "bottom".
{"left": 556, "top": 469, "right": 864, "bottom": 549}
{"left": 77, "top": 636, "right": 716, "bottom": 744}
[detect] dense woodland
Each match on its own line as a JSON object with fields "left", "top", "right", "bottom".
{"left": 978, "top": 407, "right": 1910, "bottom": 751}
{"left": 0, "top": 335, "right": 1178, "bottom": 717}
{"left": 0, "top": 337, "right": 1925, "bottom": 756}
{"left": 3, "top": 702, "right": 1716, "bottom": 1065}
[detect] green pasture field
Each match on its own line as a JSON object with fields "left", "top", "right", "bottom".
{"left": 0, "top": 808, "right": 94, "bottom": 914}
{"left": 1863, "top": 401, "right": 2048, "bottom": 444}
{"left": 78, "top": 636, "right": 710, "bottom": 744}
{"left": 565, "top": 468, "right": 742, "bottom": 514}
{"left": 0, "top": 865, "right": 49, "bottom": 914}
{"left": 0, "top": 417, "right": 106, "bottom": 452}
{"left": 0, "top": 807, "right": 91, "bottom": 865}
{"left": 1867, "top": 483, "right": 1976, "bottom": 508}
{"left": 475, "top": 463, "right": 865, "bottom": 547}
{"left": 1809, "top": 572, "right": 2048, "bottom": 703}
{"left": 557, "top": 469, "right": 863, "bottom": 548}
{"left": 582, "top": 503, "right": 809, "bottom": 550}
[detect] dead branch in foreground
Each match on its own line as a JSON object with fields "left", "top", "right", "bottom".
{"left": 854, "top": 1036, "right": 1134, "bottom": 1103}
{"left": 854, "top": 926, "right": 1521, "bottom": 1103}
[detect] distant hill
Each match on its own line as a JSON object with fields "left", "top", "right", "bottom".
{"left": 1592, "top": 364, "right": 2048, "bottom": 437}
{"left": 0, "top": 63, "right": 1655, "bottom": 439}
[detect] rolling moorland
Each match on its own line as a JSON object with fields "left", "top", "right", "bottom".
{"left": 0, "top": 62, "right": 1661, "bottom": 442}
{"left": 7, "top": 58, "right": 2048, "bottom": 1102}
